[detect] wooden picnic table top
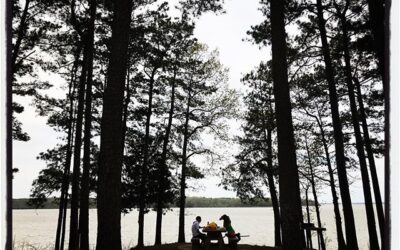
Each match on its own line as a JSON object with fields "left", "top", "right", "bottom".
{"left": 202, "top": 227, "right": 226, "bottom": 233}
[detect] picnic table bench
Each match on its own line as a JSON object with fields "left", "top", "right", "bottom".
{"left": 301, "top": 223, "right": 326, "bottom": 250}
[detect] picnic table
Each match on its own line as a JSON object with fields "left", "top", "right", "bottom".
{"left": 202, "top": 227, "right": 227, "bottom": 248}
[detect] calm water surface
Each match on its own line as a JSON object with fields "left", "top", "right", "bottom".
{"left": 13, "top": 205, "right": 375, "bottom": 249}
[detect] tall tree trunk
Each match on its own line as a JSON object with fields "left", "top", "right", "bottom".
{"left": 269, "top": 1, "right": 304, "bottom": 249}
{"left": 155, "top": 67, "right": 177, "bottom": 245}
{"left": 79, "top": 0, "right": 97, "bottom": 249}
{"left": 315, "top": 0, "right": 358, "bottom": 248}
{"left": 178, "top": 88, "right": 192, "bottom": 243}
{"left": 11, "top": 0, "right": 31, "bottom": 74}
{"left": 68, "top": 39, "right": 89, "bottom": 250}
{"left": 6, "top": 0, "right": 12, "bottom": 247}
{"left": 62, "top": 112, "right": 78, "bottom": 250}
{"left": 305, "top": 137, "right": 326, "bottom": 250}
{"left": 138, "top": 68, "right": 157, "bottom": 248}
{"left": 383, "top": 1, "right": 390, "bottom": 249}
{"left": 339, "top": 11, "right": 380, "bottom": 249}
{"left": 354, "top": 77, "right": 385, "bottom": 241}
{"left": 55, "top": 52, "right": 79, "bottom": 250}
{"left": 265, "top": 128, "right": 282, "bottom": 247}
{"left": 96, "top": 0, "right": 133, "bottom": 249}
{"left": 313, "top": 109, "right": 346, "bottom": 250}
{"left": 367, "top": 0, "right": 385, "bottom": 76}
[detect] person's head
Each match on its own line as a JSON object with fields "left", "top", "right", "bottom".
{"left": 219, "top": 214, "right": 231, "bottom": 224}
{"left": 196, "top": 216, "right": 202, "bottom": 222}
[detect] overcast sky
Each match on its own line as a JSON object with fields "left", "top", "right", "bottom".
{"left": 12, "top": 0, "right": 385, "bottom": 203}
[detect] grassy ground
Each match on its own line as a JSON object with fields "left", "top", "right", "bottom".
{"left": 12, "top": 242, "right": 278, "bottom": 250}
{"left": 130, "top": 243, "right": 278, "bottom": 250}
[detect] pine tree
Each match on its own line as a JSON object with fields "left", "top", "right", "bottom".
{"left": 269, "top": 0, "right": 304, "bottom": 248}
{"left": 96, "top": 0, "right": 133, "bottom": 249}
{"left": 177, "top": 44, "right": 238, "bottom": 243}
{"left": 221, "top": 63, "right": 282, "bottom": 247}
{"left": 79, "top": 0, "right": 97, "bottom": 249}
{"left": 315, "top": 0, "right": 358, "bottom": 247}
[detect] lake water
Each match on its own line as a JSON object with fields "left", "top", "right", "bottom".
{"left": 13, "top": 204, "right": 376, "bottom": 249}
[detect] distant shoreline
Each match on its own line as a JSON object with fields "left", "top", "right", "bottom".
{"left": 12, "top": 197, "right": 371, "bottom": 209}
{"left": 12, "top": 197, "right": 280, "bottom": 209}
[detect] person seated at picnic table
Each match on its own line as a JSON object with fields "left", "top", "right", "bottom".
{"left": 192, "top": 216, "right": 206, "bottom": 242}
{"left": 219, "top": 214, "right": 240, "bottom": 240}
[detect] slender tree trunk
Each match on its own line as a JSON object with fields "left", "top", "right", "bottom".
{"left": 96, "top": 0, "right": 133, "bottom": 249}
{"left": 178, "top": 89, "right": 192, "bottom": 243}
{"left": 339, "top": 12, "right": 380, "bottom": 249}
{"left": 79, "top": 0, "right": 97, "bottom": 249}
{"left": 138, "top": 68, "right": 157, "bottom": 248}
{"left": 305, "top": 189, "right": 312, "bottom": 249}
{"left": 68, "top": 38, "right": 89, "bottom": 250}
{"left": 354, "top": 77, "right": 385, "bottom": 241}
{"left": 305, "top": 137, "right": 326, "bottom": 250}
{"left": 55, "top": 48, "right": 80, "bottom": 250}
{"left": 155, "top": 67, "right": 177, "bottom": 245}
{"left": 55, "top": 53, "right": 79, "bottom": 250}
{"left": 314, "top": 109, "right": 346, "bottom": 250}
{"left": 60, "top": 189, "right": 69, "bottom": 250}
{"left": 315, "top": 1, "right": 358, "bottom": 248}
{"left": 265, "top": 128, "right": 282, "bottom": 247}
{"left": 11, "top": 0, "right": 31, "bottom": 74}
{"left": 269, "top": 1, "right": 304, "bottom": 249}
{"left": 62, "top": 113, "right": 77, "bottom": 250}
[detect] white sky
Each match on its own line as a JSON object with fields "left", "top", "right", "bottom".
{"left": 12, "top": 0, "right": 385, "bottom": 204}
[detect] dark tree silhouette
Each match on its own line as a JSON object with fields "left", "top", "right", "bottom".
{"left": 96, "top": 0, "right": 133, "bottom": 249}
{"left": 300, "top": 100, "right": 346, "bottom": 250}
{"left": 12, "top": 0, "right": 387, "bottom": 249}
{"left": 79, "top": 0, "right": 97, "bottom": 249}
{"left": 177, "top": 45, "right": 236, "bottom": 243}
{"left": 354, "top": 77, "right": 385, "bottom": 240}
{"left": 367, "top": 0, "right": 385, "bottom": 76}
{"left": 55, "top": 54, "right": 79, "bottom": 250}
{"left": 269, "top": 0, "right": 304, "bottom": 249}
{"left": 315, "top": 0, "right": 358, "bottom": 247}
{"left": 334, "top": 2, "right": 379, "bottom": 247}
{"left": 221, "top": 64, "right": 282, "bottom": 247}
{"left": 304, "top": 136, "right": 326, "bottom": 250}
{"left": 68, "top": 1, "right": 90, "bottom": 245}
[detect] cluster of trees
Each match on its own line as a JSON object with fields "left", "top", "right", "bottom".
{"left": 221, "top": 0, "right": 386, "bottom": 249}
{"left": 12, "top": 0, "right": 387, "bottom": 250}
{"left": 13, "top": 0, "right": 237, "bottom": 249}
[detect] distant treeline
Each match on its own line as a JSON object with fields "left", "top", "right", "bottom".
{"left": 185, "top": 197, "right": 272, "bottom": 207}
{"left": 13, "top": 197, "right": 316, "bottom": 209}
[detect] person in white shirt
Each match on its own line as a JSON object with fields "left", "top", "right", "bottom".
{"left": 192, "top": 216, "right": 206, "bottom": 242}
